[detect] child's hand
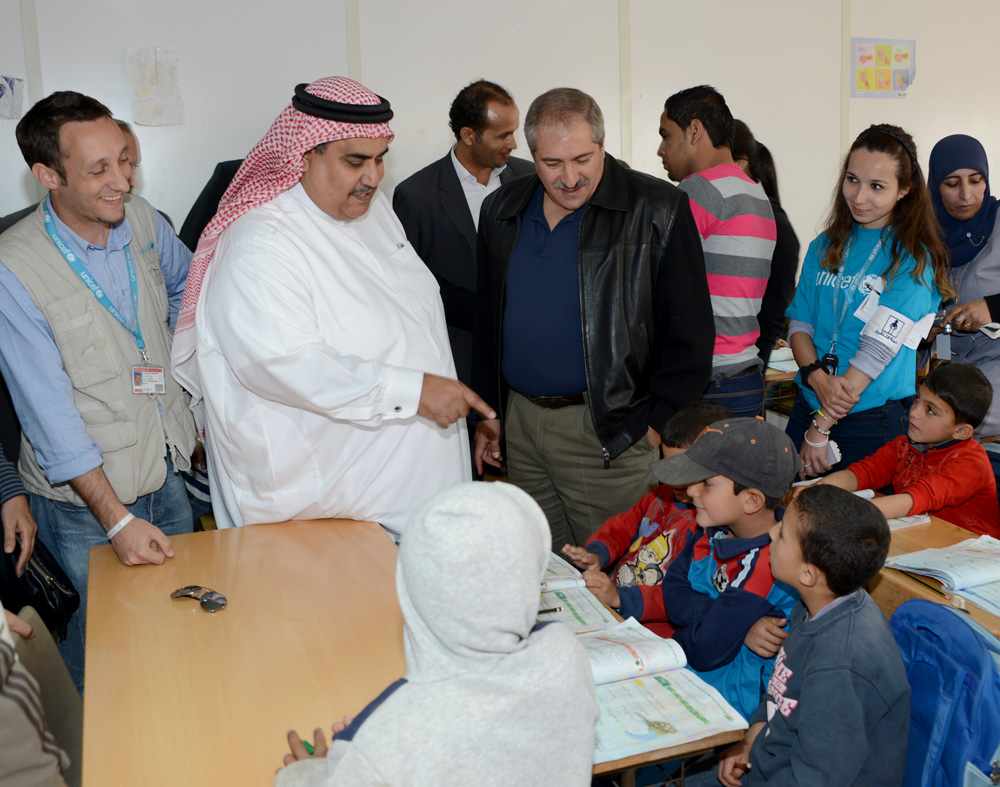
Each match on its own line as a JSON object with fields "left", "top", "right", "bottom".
{"left": 744, "top": 616, "right": 788, "bottom": 658}
{"left": 583, "top": 568, "right": 620, "bottom": 609}
{"left": 331, "top": 715, "right": 354, "bottom": 736}
{"left": 717, "top": 735, "right": 754, "bottom": 787}
{"left": 280, "top": 727, "right": 328, "bottom": 770}
{"left": 562, "top": 544, "right": 600, "bottom": 571}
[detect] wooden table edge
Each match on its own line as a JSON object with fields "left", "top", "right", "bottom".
{"left": 592, "top": 729, "right": 744, "bottom": 775}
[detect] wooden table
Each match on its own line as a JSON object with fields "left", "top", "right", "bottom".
{"left": 82, "top": 520, "right": 404, "bottom": 787}
{"left": 868, "top": 515, "right": 1000, "bottom": 637}
{"left": 593, "top": 730, "right": 744, "bottom": 786}
{"left": 83, "top": 519, "right": 743, "bottom": 787}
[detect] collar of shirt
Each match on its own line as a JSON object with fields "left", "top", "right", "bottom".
{"left": 524, "top": 182, "right": 585, "bottom": 230}
{"left": 707, "top": 506, "right": 784, "bottom": 560}
{"left": 288, "top": 181, "right": 375, "bottom": 231}
{"left": 45, "top": 194, "right": 133, "bottom": 255}
{"left": 908, "top": 436, "right": 962, "bottom": 454}
{"left": 808, "top": 587, "right": 864, "bottom": 621}
{"left": 450, "top": 146, "right": 506, "bottom": 192}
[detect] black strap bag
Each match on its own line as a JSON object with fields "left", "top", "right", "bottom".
{"left": 0, "top": 538, "right": 80, "bottom": 640}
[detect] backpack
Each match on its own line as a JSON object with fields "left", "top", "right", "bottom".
{"left": 890, "top": 599, "right": 1000, "bottom": 787}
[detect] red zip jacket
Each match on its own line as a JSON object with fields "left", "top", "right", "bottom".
{"left": 584, "top": 485, "right": 698, "bottom": 636}
{"left": 849, "top": 436, "right": 999, "bottom": 537}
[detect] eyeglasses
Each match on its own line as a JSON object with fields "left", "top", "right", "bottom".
{"left": 171, "top": 585, "right": 228, "bottom": 612}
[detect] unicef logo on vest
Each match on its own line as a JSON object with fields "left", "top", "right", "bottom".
{"left": 67, "top": 253, "right": 77, "bottom": 263}
{"left": 95, "top": 289, "right": 104, "bottom": 298}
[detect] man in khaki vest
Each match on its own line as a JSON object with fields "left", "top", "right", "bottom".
{"left": 0, "top": 92, "right": 197, "bottom": 692}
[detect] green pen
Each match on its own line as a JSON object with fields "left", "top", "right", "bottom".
{"left": 300, "top": 740, "right": 315, "bottom": 755}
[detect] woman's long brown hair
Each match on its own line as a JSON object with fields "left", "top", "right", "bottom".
{"left": 820, "top": 124, "right": 954, "bottom": 299}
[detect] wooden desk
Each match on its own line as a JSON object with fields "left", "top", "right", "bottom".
{"left": 868, "top": 515, "right": 1000, "bottom": 637}
{"left": 84, "top": 521, "right": 741, "bottom": 786}
{"left": 82, "top": 520, "right": 404, "bottom": 787}
{"left": 593, "top": 730, "right": 744, "bottom": 784}
{"left": 763, "top": 366, "right": 797, "bottom": 419}
{"left": 764, "top": 367, "right": 796, "bottom": 384}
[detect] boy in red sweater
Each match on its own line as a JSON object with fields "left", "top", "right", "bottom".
{"left": 561, "top": 402, "right": 731, "bottom": 636}
{"left": 821, "top": 363, "right": 999, "bottom": 536}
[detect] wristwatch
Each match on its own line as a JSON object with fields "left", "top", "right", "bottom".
{"left": 798, "top": 360, "right": 825, "bottom": 391}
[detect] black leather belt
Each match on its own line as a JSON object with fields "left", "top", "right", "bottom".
{"left": 517, "top": 391, "right": 585, "bottom": 409}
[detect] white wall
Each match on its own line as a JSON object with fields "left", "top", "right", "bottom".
{"left": 629, "top": 0, "right": 843, "bottom": 245}
{"left": 1, "top": 0, "right": 37, "bottom": 212}
{"left": 360, "top": 0, "right": 623, "bottom": 193}
{"left": 3, "top": 0, "right": 1000, "bottom": 249}
{"left": 2, "top": 0, "right": 350, "bottom": 221}
{"left": 850, "top": 0, "right": 1000, "bottom": 180}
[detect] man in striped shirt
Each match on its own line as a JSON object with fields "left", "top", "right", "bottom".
{"left": 1, "top": 444, "right": 36, "bottom": 578}
{"left": 658, "top": 85, "right": 776, "bottom": 417}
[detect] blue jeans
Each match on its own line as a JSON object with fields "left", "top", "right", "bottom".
{"left": 30, "top": 457, "right": 193, "bottom": 694}
{"left": 702, "top": 367, "right": 765, "bottom": 419}
{"left": 785, "top": 393, "right": 911, "bottom": 473}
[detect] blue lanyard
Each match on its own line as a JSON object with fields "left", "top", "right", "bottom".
{"left": 829, "top": 233, "right": 884, "bottom": 354}
{"left": 43, "top": 207, "right": 148, "bottom": 362}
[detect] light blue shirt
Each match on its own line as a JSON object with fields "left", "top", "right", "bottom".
{"left": 786, "top": 226, "right": 937, "bottom": 414}
{"left": 0, "top": 196, "right": 192, "bottom": 484}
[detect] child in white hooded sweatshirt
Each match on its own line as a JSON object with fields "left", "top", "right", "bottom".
{"left": 275, "top": 481, "right": 600, "bottom": 786}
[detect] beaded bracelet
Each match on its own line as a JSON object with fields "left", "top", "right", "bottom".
{"left": 811, "top": 408, "right": 838, "bottom": 426}
{"left": 811, "top": 418, "right": 833, "bottom": 436}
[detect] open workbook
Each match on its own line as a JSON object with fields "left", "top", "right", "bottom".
{"left": 884, "top": 534, "right": 1000, "bottom": 617}
{"left": 542, "top": 552, "right": 589, "bottom": 591}
{"left": 578, "top": 619, "right": 748, "bottom": 764}
{"left": 538, "top": 556, "right": 748, "bottom": 761}
{"left": 539, "top": 553, "right": 619, "bottom": 633}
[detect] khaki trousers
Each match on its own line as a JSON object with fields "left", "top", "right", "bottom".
{"left": 505, "top": 392, "right": 657, "bottom": 548}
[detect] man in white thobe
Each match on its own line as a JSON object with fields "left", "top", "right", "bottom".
{"left": 172, "top": 77, "right": 493, "bottom": 536}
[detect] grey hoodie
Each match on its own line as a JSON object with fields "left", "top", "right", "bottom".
{"left": 276, "top": 482, "right": 599, "bottom": 786}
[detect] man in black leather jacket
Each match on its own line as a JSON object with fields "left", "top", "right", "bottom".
{"left": 472, "top": 87, "right": 714, "bottom": 546}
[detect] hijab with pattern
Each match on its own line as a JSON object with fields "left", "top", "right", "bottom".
{"left": 171, "top": 76, "right": 394, "bottom": 409}
{"left": 929, "top": 134, "right": 1000, "bottom": 268}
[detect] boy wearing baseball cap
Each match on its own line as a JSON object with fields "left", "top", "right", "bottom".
{"left": 655, "top": 417, "right": 801, "bottom": 720}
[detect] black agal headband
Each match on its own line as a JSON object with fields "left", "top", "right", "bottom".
{"left": 292, "top": 83, "right": 393, "bottom": 123}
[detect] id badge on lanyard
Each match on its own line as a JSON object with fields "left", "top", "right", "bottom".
{"left": 828, "top": 234, "right": 885, "bottom": 372}
{"left": 44, "top": 207, "right": 159, "bottom": 395}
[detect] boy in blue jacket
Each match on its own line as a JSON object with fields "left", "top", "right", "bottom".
{"left": 655, "top": 418, "right": 800, "bottom": 720}
{"left": 715, "top": 484, "right": 909, "bottom": 785}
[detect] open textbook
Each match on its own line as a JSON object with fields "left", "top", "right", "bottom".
{"left": 540, "top": 586, "right": 619, "bottom": 633}
{"left": 884, "top": 535, "right": 1000, "bottom": 617}
{"left": 542, "top": 552, "right": 588, "bottom": 591}
{"left": 539, "top": 554, "right": 619, "bottom": 633}
{"left": 578, "top": 619, "right": 748, "bottom": 764}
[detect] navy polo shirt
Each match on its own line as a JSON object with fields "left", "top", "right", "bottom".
{"left": 501, "top": 184, "right": 587, "bottom": 397}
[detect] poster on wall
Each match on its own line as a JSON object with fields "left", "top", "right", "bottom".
{"left": 0, "top": 76, "right": 24, "bottom": 120}
{"left": 125, "top": 46, "right": 185, "bottom": 125}
{"left": 851, "top": 38, "right": 916, "bottom": 99}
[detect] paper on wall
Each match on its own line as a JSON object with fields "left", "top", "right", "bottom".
{"left": 851, "top": 38, "right": 916, "bottom": 100}
{"left": 0, "top": 76, "right": 24, "bottom": 120}
{"left": 125, "top": 46, "right": 185, "bottom": 126}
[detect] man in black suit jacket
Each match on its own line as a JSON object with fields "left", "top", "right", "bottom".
{"left": 393, "top": 81, "right": 533, "bottom": 397}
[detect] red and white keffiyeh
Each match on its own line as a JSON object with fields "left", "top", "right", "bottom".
{"left": 171, "top": 76, "right": 394, "bottom": 413}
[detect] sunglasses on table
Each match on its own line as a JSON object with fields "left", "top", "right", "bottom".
{"left": 171, "top": 585, "right": 228, "bottom": 612}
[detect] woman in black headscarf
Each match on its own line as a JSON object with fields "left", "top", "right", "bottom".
{"left": 931, "top": 134, "right": 1000, "bottom": 435}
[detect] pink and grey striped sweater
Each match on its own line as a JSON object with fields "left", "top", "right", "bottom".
{"left": 680, "top": 163, "right": 776, "bottom": 377}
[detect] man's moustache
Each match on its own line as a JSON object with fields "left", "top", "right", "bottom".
{"left": 554, "top": 179, "right": 589, "bottom": 191}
